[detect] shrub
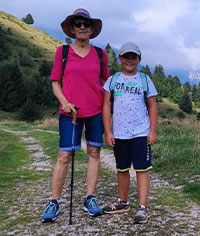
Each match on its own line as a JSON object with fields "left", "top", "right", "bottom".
{"left": 17, "top": 101, "right": 44, "bottom": 122}
{"left": 18, "top": 50, "right": 33, "bottom": 67}
{"left": 176, "top": 111, "right": 185, "bottom": 120}
{"left": 39, "top": 60, "right": 52, "bottom": 77}
{"left": 197, "top": 113, "right": 200, "bottom": 121}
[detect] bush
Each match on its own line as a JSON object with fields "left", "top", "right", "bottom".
{"left": 39, "top": 60, "right": 52, "bottom": 77}
{"left": 17, "top": 101, "right": 44, "bottom": 122}
{"left": 18, "top": 50, "right": 33, "bottom": 67}
{"left": 176, "top": 111, "right": 185, "bottom": 120}
{"left": 197, "top": 113, "right": 200, "bottom": 121}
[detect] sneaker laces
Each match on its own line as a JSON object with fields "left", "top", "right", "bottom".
{"left": 88, "top": 197, "right": 99, "bottom": 209}
{"left": 108, "top": 198, "right": 128, "bottom": 210}
{"left": 136, "top": 207, "right": 147, "bottom": 217}
{"left": 45, "top": 202, "right": 58, "bottom": 214}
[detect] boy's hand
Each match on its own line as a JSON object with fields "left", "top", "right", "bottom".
{"left": 105, "top": 132, "right": 115, "bottom": 147}
{"left": 147, "top": 131, "right": 157, "bottom": 145}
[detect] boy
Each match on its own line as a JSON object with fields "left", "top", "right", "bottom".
{"left": 102, "top": 42, "right": 158, "bottom": 224}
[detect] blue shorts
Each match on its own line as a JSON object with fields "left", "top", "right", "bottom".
{"left": 59, "top": 113, "right": 104, "bottom": 151}
{"left": 113, "top": 137, "right": 152, "bottom": 172}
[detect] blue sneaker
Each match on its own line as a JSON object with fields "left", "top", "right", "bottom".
{"left": 42, "top": 200, "right": 59, "bottom": 222}
{"left": 83, "top": 195, "right": 102, "bottom": 216}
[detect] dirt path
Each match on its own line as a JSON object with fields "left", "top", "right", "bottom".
{"left": 1, "top": 128, "right": 200, "bottom": 236}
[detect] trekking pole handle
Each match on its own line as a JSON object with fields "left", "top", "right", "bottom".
{"left": 72, "top": 107, "right": 79, "bottom": 125}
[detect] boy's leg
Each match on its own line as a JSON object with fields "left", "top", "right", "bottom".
{"left": 103, "top": 171, "right": 130, "bottom": 214}
{"left": 136, "top": 171, "right": 150, "bottom": 206}
{"left": 103, "top": 139, "right": 131, "bottom": 214}
{"left": 117, "top": 170, "right": 130, "bottom": 202}
{"left": 132, "top": 137, "right": 151, "bottom": 223}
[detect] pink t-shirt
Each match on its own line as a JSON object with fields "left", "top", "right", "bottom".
{"left": 50, "top": 45, "right": 109, "bottom": 118}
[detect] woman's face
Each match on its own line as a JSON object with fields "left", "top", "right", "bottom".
{"left": 71, "top": 17, "right": 94, "bottom": 40}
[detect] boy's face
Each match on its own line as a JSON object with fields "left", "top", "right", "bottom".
{"left": 119, "top": 52, "right": 141, "bottom": 74}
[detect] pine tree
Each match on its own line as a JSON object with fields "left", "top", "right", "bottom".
{"left": 22, "top": 14, "right": 34, "bottom": 25}
{"left": 65, "top": 36, "right": 72, "bottom": 45}
{"left": 105, "top": 43, "right": 119, "bottom": 75}
{"left": 183, "top": 82, "right": 191, "bottom": 93}
{"left": 0, "top": 61, "right": 26, "bottom": 111}
{"left": 140, "top": 65, "right": 152, "bottom": 78}
{"left": 179, "top": 91, "right": 193, "bottom": 114}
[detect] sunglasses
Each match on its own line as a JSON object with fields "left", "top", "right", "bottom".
{"left": 122, "top": 54, "right": 139, "bottom": 60}
{"left": 73, "top": 20, "right": 92, "bottom": 28}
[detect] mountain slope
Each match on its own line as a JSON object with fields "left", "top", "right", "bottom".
{"left": 0, "top": 10, "right": 61, "bottom": 64}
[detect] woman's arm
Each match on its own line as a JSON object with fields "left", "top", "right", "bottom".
{"left": 52, "top": 81, "right": 77, "bottom": 114}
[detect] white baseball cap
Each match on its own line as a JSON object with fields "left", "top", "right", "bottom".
{"left": 119, "top": 42, "right": 141, "bottom": 56}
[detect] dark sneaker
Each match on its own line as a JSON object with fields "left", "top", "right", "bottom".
{"left": 103, "top": 198, "right": 130, "bottom": 214}
{"left": 42, "top": 200, "right": 59, "bottom": 222}
{"left": 83, "top": 195, "right": 102, "bottom": 216}
{"left": 134, "top": 206, "right": 150, "bottom": 224}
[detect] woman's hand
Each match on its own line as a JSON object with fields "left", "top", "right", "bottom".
{"left": 62, "top": 103, "right": 77, "bottom": 114}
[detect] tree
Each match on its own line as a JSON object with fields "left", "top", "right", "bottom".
{"left": 152, "top": 65, "right": 168, "bottom": 97}
{"left": 65, "top": 36, "right": 72, "bottom": 45}
{"left": 105, "top": 43, "right": 112, "bottom": 51}
{"left": 0, "top": 61, "right": 26, "bottom": 111}
{"left": 166, "top": 75, "right": 182, "bottom": 104}
{"left": 183, "top": 82, "right": 191, "bottom": 93}
{"left": 22, "top": 14, "right": 34, "bottom": 25}
{"left": 105, "top": 43, "right": 119, "bottom": 75}
{"left": 140, "top": 65, "right": 152, "bottom": 78}
{"left": 39, "top": 60, "right": 52, "bottom": 77}
{"left": 191, "top": 84, "right": 197, "bottom": 102}
{"left": 153, "top": 64, "right": 165, "bottom": 78}
{"left": 179, "top": 91, "right": 193, "bottom": 114}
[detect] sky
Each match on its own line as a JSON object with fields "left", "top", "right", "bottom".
{"left": 1, "top": 0, "right": 200, "bottom": 81}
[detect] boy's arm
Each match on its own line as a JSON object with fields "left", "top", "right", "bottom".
{"left": 103, "top": 90, "right": 115, "bottom": 147}
{"left": 146, "top": 96, "right": 158, "bottom": 145}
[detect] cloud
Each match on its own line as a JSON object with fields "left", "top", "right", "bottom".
{"left": 1, "top": 0, "right": 200, "bottom": 74}
{"left": 130, "top": 0, "right": 190, "bottom": 34}
{"left": 177, "top": 36, "right": 200, "bottom": 70}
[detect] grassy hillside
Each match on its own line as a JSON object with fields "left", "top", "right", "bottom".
{"left": 0, "top": 10, "right": 62, "bottom": 78}
{"left": 0, "top": 10, "right": 64, "bottom": 115}
{"left": 0, "top": 10, "right": 61, "bottom": 59}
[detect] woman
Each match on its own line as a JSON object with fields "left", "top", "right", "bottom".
{"left": 42, "top": 8, "right": 109, "bottom": 222}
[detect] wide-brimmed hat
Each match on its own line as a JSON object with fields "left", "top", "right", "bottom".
{"left": 61, "top": 8, "right": 102, "bottom": 39}
{"left": 119, "top": 42, "right": 141, "bottom": 57}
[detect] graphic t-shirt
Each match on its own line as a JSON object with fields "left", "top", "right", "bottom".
{"left": 103, "top": 72, "right": 158, "bottom": 139}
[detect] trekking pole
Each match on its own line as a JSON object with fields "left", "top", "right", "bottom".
{"left": 69, "top": 107, "right": 79, "bottom": 225}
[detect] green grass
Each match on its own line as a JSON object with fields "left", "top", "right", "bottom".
{"left": 152, "top": 121, "right": 200, "bottom": 203}
{"left": 151, "top": 187, "right": 189, "bottom": 212}
{"left": 0, "top": 130, "right": 29, "bottom": 188}
{"left": 183, "top": 182, "right": 200, "bottom": 204}
{"left": 0, "top": 129, "right": 51, "bottom": 188}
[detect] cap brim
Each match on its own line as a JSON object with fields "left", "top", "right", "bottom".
{"left": 61, "top": 15, "right": 102, "bottom": 39}
{"left": 120, "top": 50, "right": 141, "bottom": 56}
